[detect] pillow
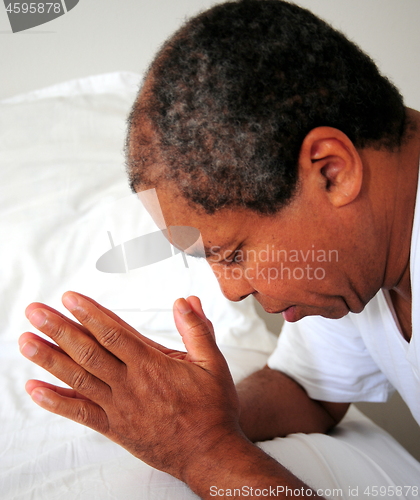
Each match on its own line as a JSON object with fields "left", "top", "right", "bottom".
{"left": 0, "top": 72, "right": 277, "bottom": 354}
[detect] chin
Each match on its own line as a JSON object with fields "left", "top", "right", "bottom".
{"left": 298, "top": 302, "right": 351, "bottom": 321}
{"left": 321, "top": 301, "right": 355, "bottom": 320}
{"left": 320, "top": 309, "right": 350, "bottom": 320}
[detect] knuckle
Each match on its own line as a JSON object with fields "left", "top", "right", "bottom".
{"left": 42, "top": 353, "right": 58, "bottom": 371}
{"left": 186, "top": 321, "right": 210, "bottom": 339}
{"left": 73, "top": 307, "right": 90, "bottom": 325}
{"left": 70, "top": 369, "right": 91, "bottom": 392}
{"left": 75, "top": 404, "right": 91, "bottom": 426}
{"left": 74, "top": 309, "right": 124, "bottom": 349}
{"left": 50, "top": 321, "right": 69, "bottom": 342}
{"left": 76, "top": 343, "right": 100, "bottom": 368}
{"left": 98, "top": 325, "right": 124, "bottom": 349}
{"left": 75, "top": 404, "right": 108, "bottom": 434}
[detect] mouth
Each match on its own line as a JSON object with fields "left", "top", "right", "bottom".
{"left": 264, "top": 305, "right": 295, "bottom": 315}
{"left": 263, "top": 305, "right": 299, "bottom": 322}
{"left": 281, "top": 305, "right": 298, "bottom": 322}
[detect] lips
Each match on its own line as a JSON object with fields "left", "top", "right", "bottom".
{"left": 263, "top": 304, "right": 298, "bottom": 322}
{"left": 281, "top": 305, "right": 298, "bottom": 322}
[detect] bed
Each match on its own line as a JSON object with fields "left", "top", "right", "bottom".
{"left": 1, "top": 72, "right": 419, "bottom": 499}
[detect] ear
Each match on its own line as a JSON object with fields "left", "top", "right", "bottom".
{"left": 298, "top": 127, "right": 363, "bottom": 207}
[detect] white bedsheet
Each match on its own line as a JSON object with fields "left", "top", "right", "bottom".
{"left": 1, "top": 72, "right": 419, "bottom": 499}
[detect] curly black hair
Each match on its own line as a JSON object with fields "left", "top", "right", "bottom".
{"left": 126, "top": 0, "right": 405, "bottom": 214}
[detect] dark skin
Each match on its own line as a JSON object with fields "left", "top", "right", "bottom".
{"left": 20, "top": 293, "right": 324, "bottom": 497}
{"left": 19, "top": 109, "right": 420, "bottom": 498}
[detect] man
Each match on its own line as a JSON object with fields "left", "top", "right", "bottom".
{"left": 19, "top": 0, "right": 420, "bottom": 498}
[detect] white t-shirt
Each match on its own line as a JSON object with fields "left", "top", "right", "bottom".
{"left": 268, "top": 171, "right": 420, "bottom": 426}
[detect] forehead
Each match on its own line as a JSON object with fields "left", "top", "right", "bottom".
{"left": 154, "top": 185, "right": 252, "bottom": 239}
{"left": 140, "top": 183, "right": 328, "bottom": 263}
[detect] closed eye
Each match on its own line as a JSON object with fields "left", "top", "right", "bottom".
{"left": 221, "top": 244, "right": 244, "bottom": 267}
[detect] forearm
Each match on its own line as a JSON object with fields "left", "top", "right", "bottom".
{"left": 237, "top": 366, "right": 349, "bottom": 442}
{"left": 183, "top": 431, "right": 322, "bottom": 499}
{"left": 182, "top": 365, "right": 345, "bottom": 499}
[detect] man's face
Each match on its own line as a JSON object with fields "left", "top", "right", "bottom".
{"left": 153, "top": 182, "right": 381, "bottom": 322}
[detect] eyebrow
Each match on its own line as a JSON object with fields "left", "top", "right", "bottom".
{"left": 184, "top": 242, "right": 242, "bottom": 262}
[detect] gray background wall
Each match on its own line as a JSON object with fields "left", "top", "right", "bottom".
{"left": 1, "top": 0, "right": 419, "bottom": 459}
{"left": 1, "top": 0, "right": 420, "bottom": 107}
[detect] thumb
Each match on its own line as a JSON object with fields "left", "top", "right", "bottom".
{"left": 173, "top": 296, "right": 220, "bottom": 367}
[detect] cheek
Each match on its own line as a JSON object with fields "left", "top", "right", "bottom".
{"left": 249, "top": 259, "right": 334, "bottom": 294}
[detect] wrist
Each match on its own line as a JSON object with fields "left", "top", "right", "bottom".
{"left": 181, "top": 428, "right": 267, "bottom": 497}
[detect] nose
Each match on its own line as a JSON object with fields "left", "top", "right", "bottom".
{"left": 210, "top": 263, "right": 256, "bottom": 302}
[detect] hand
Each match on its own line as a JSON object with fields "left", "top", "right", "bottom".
{"left": 19, "top": 292, "right": 242, "bottom": 481}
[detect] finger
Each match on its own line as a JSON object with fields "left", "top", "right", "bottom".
{"left": 20, "top": 316, "right": 114, "bottom": 401}
{"left": 173, "top": 297, "right": 222, "bottom": 368}
{"left": 19, "top": 331, "right": 65, "bottom": 355}
{"left": 61, "top": 292, "right": 155, "bottom": 363}
{"left": 66, "top": 292, "right": 179, "bottom": 354}
{"left": 25, "top": 379, "right": 90, "bottom": 401}
{"left": 27, "top": 385, "right": 109, "bottom": 435}
{"left": 26, "top": 302, "right": 93, "bottom": 338}
{"left": 27, "top": 299, "right": 174, "bottom": 355}
{"left": 26, "top": 306, "right": 123, "bottom": 384}
{"left": 185, "top": 296, "right": 216, "bottom": 341}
